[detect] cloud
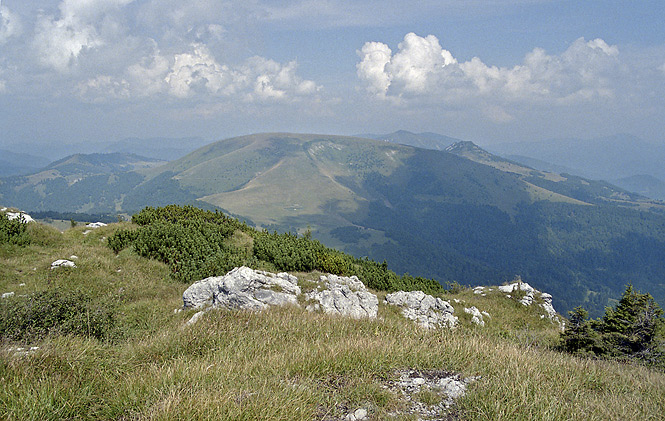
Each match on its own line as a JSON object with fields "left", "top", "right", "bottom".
{"left": 0, "top": 2, "right": 21, "bottom": 44}
{"left": 32, "top": 0, "right": 135, "bottom": 72}
{"left": 163, "top": 44, "right": 321, "bottom": 101}
{"left": 165, "top": 44, "right": 237, "bottom": 98}
{"left": 259, "top": 0, "right": 550, "bottom": 29}
{"left": 77, "top": 43, "right": 321, "bottom": 103}
{"left": 357, "top": 33, "right": 622, "bottom": 106}
{"left": 76, "top": 74, "right": 130, "bottom": 102}
{"left": 356, "top": 42, "right": 392, "bottom": 97}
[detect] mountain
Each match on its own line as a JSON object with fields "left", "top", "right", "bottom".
{"left": 101, "top": 136, "right": 210, "bottom": 161}
{"left": 2, "top": 133, "right": 665, "bottom": 316}
{"left": 611, "top": 175, "right": 665, "bottom": 201}
{"left": 0, "top": 153, "right": 167, "bottom": 214}
{"left": 1, "top": 136, "right": 209, "bottom": 163}
{"left": 386, "top": 131, "right": 665, "bottom": 202}
{"left": 361, "top": 130, "right": 462, "bottom": 151}
{"left": 489, "top": 134, "right": 665, "bottom": 181}
{"left": 44, "top": 153, "right": 167, "bottom": 176}
{"left": 0, "top": 149, "right": 51, "bottom": 177}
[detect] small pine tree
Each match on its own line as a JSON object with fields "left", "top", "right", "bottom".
{"left": 600, "top": 284, "right": 664, "bottom": 359}
{"left": 559, "top": 284, "right": 664, "bottom": 366}
{"left": 560, "top": 307, "right": 599, "bottom": 355}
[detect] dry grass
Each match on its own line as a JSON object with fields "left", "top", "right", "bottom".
{"left": 1, "top": 222, "right": 664, "bottom": 420}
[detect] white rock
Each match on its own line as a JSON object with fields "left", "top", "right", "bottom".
{"left": 185, "top": 311, "right": 205, "bottom": 326}
{"left": 385, "top": 290, "right": 457, "bottom": 329}
{"left": 51, "top": 259, "right": 77, "bottom": 269}
{"left": 86, "top": 222, "right": 107, "bottom": 228}
{"left": 5, "top": 211, "right": 34, "bottom": 223}
{"left": 345, "top": 408, "right": 368, "bottom": 420}
{"left": 183, "top": 266, "right": 301, "bottom": 312}
{"left": 2, "top": 292, "right": 15, "bottom": 299}
{"left": 306, "top": 275, "right": 378, "bottom": 319}
{"left": 464, "top": 306, "right": 485, "bottom": 326}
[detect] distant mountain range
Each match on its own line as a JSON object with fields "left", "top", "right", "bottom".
{"left": 0, "top": 150, "right": 51, "bottom": 177}
{"left": 0, "top": 136, "right": 209, "bottom": 177}
{"left": 2, "top": 132, "right": 665, "bottom": 317}
{"left": 487, "top": 134, "right": 665, "bottom": 200}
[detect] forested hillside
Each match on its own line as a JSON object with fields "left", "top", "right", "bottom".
{"left": 2, "top": 133, "right": 665, "bottom": 316}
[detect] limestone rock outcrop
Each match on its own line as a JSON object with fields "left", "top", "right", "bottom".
{"left": 385, "top": 290, "right": 458, "bottom": 329}
{"left": 183, "top": 266, "right": 301, "bottom": 311}
{"left": 305, "top": 274, "right": 378, "bottom": 319}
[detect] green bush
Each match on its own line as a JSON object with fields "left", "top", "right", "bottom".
{"left": 0, "top": 289, "right": 116, "bottom": 343}
{"left": 131, "top": 204, "right": 245, "bottom": 235}
{"left": 107, "top": 228, "right": 138, "bottom": 253}
{"left": 252, "top": 231, "right": 324, "bottom": 272}
{"left": 559, "top": 284, "right": 665, "bottom": 367}
{"left": 0, "top": 213, "right": 31, "bottom": 246}
{"left": 108, "top": 205, "right": 446, "bottom": 294}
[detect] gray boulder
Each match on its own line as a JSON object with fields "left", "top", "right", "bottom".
{"left": 182, "top": 266, "right": 301, "bottom": 311}
{"left": 385, "top": 290, "right": 458, "bottom": 329}
{"left": 306, "top": 274, "right": 378, "bottom": 319}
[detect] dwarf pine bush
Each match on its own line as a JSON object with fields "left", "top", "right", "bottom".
{"left": 559, "top": 284, "right": 665, "bottom": 367}
{"left": 0, "top": 212, "right": 31, "bottom": 246}
{"left": 107, "top": 205, "right": 446, "bottom": 294}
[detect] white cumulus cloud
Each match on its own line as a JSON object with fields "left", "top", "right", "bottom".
{"left": 165, "top": 44, "right": 237, "bottom": 98}
{"left": 0, "top": 1, "right": 21, "bottom": 44}
{"left": 33, "top": 0, "right": 135, "bottom": 72}
{"left": 77, "top": 43, "right": 321, "bottom": 104}
{"left": 358, "top": 33, "right": 622, "bottom": 106}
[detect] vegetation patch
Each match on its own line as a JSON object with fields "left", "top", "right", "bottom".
{"left": 559, "top": 284, "right": 665, "bottom": 368}
{"left": 0, "top": 212, "right": 31, "bottom": 246}
{"left": 107, "top": 205, "right": 445, "bottom": 294}
{"left": 0, "top": 288, "right": 116, "bottom": 343}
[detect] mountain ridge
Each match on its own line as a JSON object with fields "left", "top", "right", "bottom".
{"left": 1, "top": 132, "right": 665, "bottom": 315}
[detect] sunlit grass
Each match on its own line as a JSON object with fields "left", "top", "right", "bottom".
{"left": 1, "top": 221, "right": 664, "bottom": 420}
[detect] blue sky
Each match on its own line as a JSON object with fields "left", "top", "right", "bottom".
{"left": 1, "top": 0, "right": 664, "bottom": 149}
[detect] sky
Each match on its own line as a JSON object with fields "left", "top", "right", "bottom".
{"left": 0, "top": 0, "right": 664, "bottom": 150}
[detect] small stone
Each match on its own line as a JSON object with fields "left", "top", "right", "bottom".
{"left": 412, "top": 377, "right": 426, "bottom": 386}
{"left": 353, "top": 408, "right": 367, "bottom": 420}
{"left": 50, "top": 259, "right": 76, "bottom": 269}
{"left": 185, "top": 311, "right": 205, "bottom": 326}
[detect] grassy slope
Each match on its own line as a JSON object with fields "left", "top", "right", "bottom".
{"left": 1, "top": 222, "right": 664, "bottom": 420}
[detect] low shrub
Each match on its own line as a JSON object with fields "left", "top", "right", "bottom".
{"left": 0, "top": 289, "right": 116, "bottom": 343}
{"left": 559, "top": 284, "right": 665, "bottom": 368}
{"left": 0, "top": 213, "right": 31, "bottom": 246}
{"left": 108, "top": 205, "right": 446, "bottom": 295}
